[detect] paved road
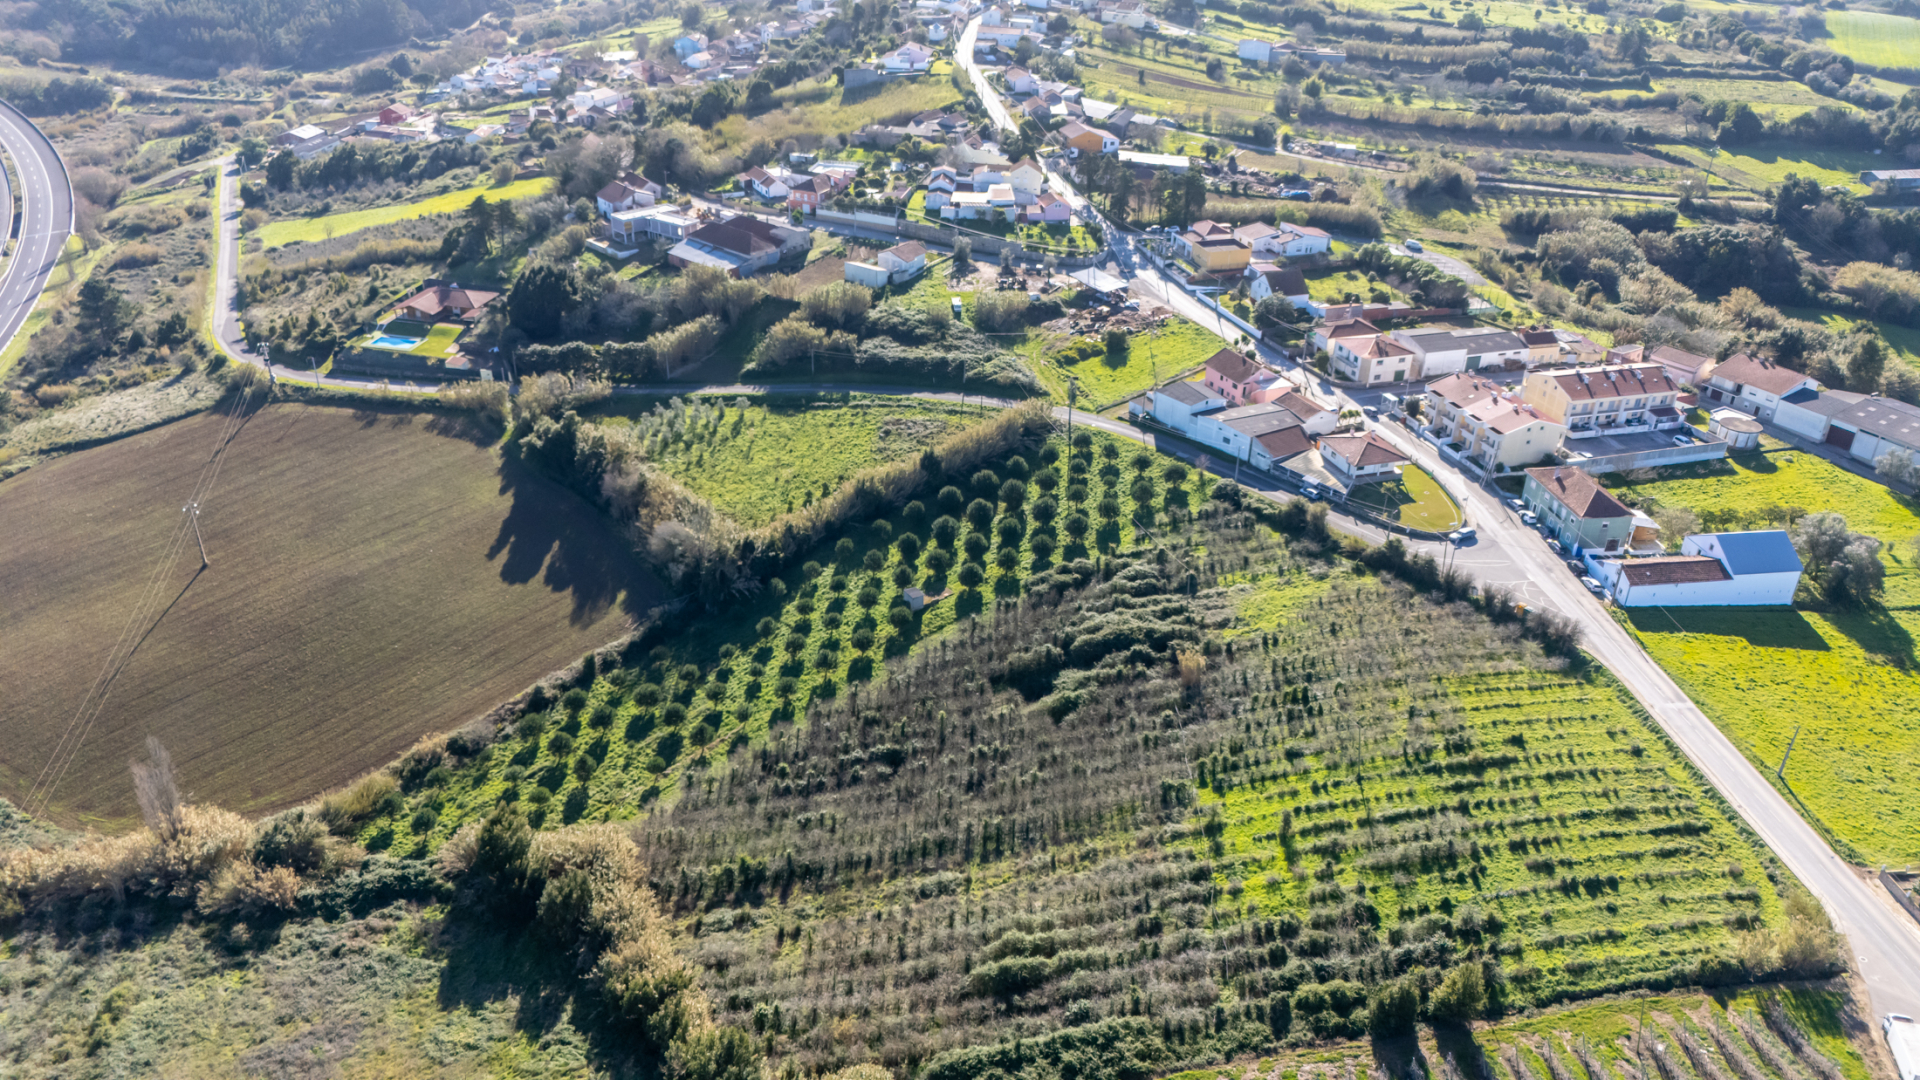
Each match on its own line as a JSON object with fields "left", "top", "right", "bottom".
{"left": 0, "top": 100, "right": 74, "bottom": 360}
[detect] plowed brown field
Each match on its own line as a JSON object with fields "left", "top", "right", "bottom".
{"left": 0, "top": 401, "right": 663, "bottom": 828}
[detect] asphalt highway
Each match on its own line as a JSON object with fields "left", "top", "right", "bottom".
{"left": 0, "top": 100, "right": 74, "bottom": 359}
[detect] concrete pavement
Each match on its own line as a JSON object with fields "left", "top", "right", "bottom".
{"left": 0, "top": 100, "right": 74, "bottom": 362}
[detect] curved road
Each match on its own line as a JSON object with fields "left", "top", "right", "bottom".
{"left": 0, "top": 100, "right": 74, "bottom": 360}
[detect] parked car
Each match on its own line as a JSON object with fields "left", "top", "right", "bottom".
{"left": 1404, "top": 238, "right": 1424, "bottom": 253}
{"left": 1507, "top": 497, "right": 1526, "bottom": 512}
{"left": 951, "top": 297, "right": 964, "bottom": 317}
{"left": 1520, "top": 510, "right": 1538, "bottom": 527}
{"left": 1546, "top": 539, "right": 1563, "bottom": 556}
{"left": 1581, "top": 576, "right": 1607, "bottom": 596}
{"left": 1301, "top": 484, "right": 1324, "bottom": 501}
{"left": 1448, "top": 527, "right": 1476, "bottom": 543}
{"left": 1671, "top": 434, "right": 1692, "bottom": 447}
{"left": 1565, "top": 559, "right": 1586, "bottom": 576}
{"left": 1279, "top": 188, "right": 1313, "bottom": 201}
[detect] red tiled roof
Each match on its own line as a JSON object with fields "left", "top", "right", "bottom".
{"left": 1541, "top": 363, "right": 1678, "bottom": 402}
{"left": 1525, "top": 466, "right": 1631, "bottom": 519}
{"left": 1206, "top": 348, "right": 1262, "bottom": 384}
{"left": 400, "top": 283, "right": 499, "bottom": 313}
{"left": 1319, "top": 433, "right": 1408, "bottom": 469}
{"left": 1711, "top": 353, "right": 1815, "bottom": 396}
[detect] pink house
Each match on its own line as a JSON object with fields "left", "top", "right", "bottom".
{"left": 1202, "top": 348, "right": 1268, "bottom": 405}
{"left": 1022, "top": 192, "right": 1071, "bottom": 224}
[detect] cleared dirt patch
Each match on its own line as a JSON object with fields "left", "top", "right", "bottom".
{"left": 0, "top": 402, "right": 664, "bottom": 829}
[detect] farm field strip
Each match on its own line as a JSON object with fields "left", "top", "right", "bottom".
{"left": 0, "top": 403, "right": 662, "bottom": 827}
{"left": 255, "top": 176, "right": 555, "bottom": 248}
{"left": 1824, "top": 9, "right": 1920, "bottom": 69}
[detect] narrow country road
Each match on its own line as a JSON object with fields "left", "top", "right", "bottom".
{"left": 0, "top": 99, "right": 74, "bottom": 362}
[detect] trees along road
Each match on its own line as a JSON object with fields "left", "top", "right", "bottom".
{"left": 0, "top": 100, "right": 74, "bottom": 361}
{"left": 957, "top": 32, "right": 1920, "bottom": 1015}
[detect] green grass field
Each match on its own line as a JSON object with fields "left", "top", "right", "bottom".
{"left": 1036, "top": 316, "right": 1228, "bottom": 407}
{"left": 0, "top": 402, "right": 662, "bottom": 828}
{"left": 1653, "top": 143, "right": 1880, "bottom": 194}
{"left": 256, "top": 177, "right": 555, "bottom": 248}
{"left": 1344, "top": 463, "right": 1463, "bottom": 530}
{"left": 1825, "top": 10, "right": 1920, "bottom": 68}
{"left": 1607, "top": 450, "right": 1920, "bottom": 864}
{"left": 589, "top": 395, "right": 995, "bottom": 527}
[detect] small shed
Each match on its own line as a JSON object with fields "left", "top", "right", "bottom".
{"left": 1707, "top": 408, "right": 1763, "bottom": 450}
{"left": 902, "top": 587, "right": 928, "bottom": 612}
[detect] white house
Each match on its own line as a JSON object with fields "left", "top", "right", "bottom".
{"left": 1772, "top": 387, "right": 1866, "bottom": 444}
{"left": 1006, "top": 157, "right": 1046, "bottom": 194}
{"left": 1237, "top": 39, "right": 1281, "bottom": 62}
{"left": 1246, "top": 264, "right": 1308, "bottom": 309}
{"left": 1318, "top": 433, "right": 1409, "bottom": 485}
{"left": 878, "top": 241, "right": 928, "bottom": 280}
{"left": 1270, "top": 222, "right": 1332, "bottom": 256}
{"left": 1096, "top": 0, "right": 1151, "bottom": 27}
{"left": 683, "top": 50, "right": 714, "bottom": 70}
{"left": 1005, "top": 66, "right": 1038, "bottom": 94}
{"left": 982, "top": 4, "right": 1008, "bottom": 23}
{"left": 609, "top": 204, "right": 698, "bottom": 244}
{"left": 1591, "top": 530, "right": 1803, "bottom": 607}
{"left": 595, "top": 172, "right": 664, "bottom": 216}
{"left": 740, "top": 166, "right": 790, "bottom": 200}
{"left": 970, "top": 165, "right": 1006, "bottom": 191}
{"left": 883, "top": 42, "right": 934, "bottom": 72}
{"left": 1702, "top": 353, "right": 1819, "bottom": 421}
{"left": 942, "top": 191, "right": 995, "bottom": 219}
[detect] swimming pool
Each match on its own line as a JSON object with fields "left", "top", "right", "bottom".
{"left": 368, "top": 334, "right": 423, "bottom": 351}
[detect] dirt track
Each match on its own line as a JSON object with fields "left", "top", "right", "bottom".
{"left": 0, "top": 402, "right": 663, "bottom": 828}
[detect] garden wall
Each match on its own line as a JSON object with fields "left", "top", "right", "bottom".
{"left": 811, "top": 208, "right": 1111, "bottom": 268}
{"left": 1560, "top": 439, "right": 1727, "bottom": 474}
{"left": 330, "top": 347, "right": 485, "bottom": 382}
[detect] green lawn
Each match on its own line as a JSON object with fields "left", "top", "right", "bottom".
{"left": 256, "top": 177, "right": 556, "bottom": 248}
{"left": 1343, "top": 463, "right": 1463, "bottom": 531}
{"left": 1037, "top": 316, "right": 1227, "bottom": 408}
{"left": 1607, "top": 450, "right": 1920, "bottom": 865}
{"left": 1825, "top": 9, "right": 1920, "bottom": 69}
{"left": 587, "top": 395, "right": 994, "bottom": 527}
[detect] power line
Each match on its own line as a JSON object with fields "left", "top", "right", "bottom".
{"left": 24, "top": 379, "right": 259, "bottom": 820}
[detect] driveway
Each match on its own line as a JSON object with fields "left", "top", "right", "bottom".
{"left": 1388, "top": 243, "right": 1486, "bottom": 286}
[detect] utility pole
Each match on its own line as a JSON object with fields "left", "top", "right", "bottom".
{"left": 1777, "top": 723, "right": 1802, "bottom": 781}
{"left": 1065, "top": 378, "right": 1079, "bottom": 447}
{"left": 184, "top": 502, "right": 208, "bottom": 567}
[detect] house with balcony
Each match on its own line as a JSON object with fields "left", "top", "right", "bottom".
{"left": 1329, "top": 332, "right": 1414, "bottom": 386}
{"left": 1423, "top": 372, "right": 1567, "bottom": 473}
{"left": 1523, "top": 466, "right": 1660, "bottom": 555}
{"left": 1520, "top": 363, "right": 1683, "bottom": 440}
{"left": 1702, "top": 353, "right": 1819, "bottom": 421}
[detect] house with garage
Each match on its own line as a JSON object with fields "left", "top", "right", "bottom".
{"left": 395, "top": 282, "right": 500, "bottom": 322}
{"left": 1590, "top": 530, "right": 1803, "bottom": 607}
{"left": 608, "top": 204, "right": 698, "bottom": 245}
{"left": 1424, "top": 372, "right": 1567, "bottom": 473}
{"left": 1823, "top": 394, "right": 1920, "bottom": 470}
{"left": 1523, "top": 466, "right": 1660, "bottom": 555}
{"left": 1246, "top": 264, "right": 1309, "bottom": 309}
{"left": 882, "top": 42, "right": 934, "bottom": 72}
{"left": 275, "top": 123, "right": 341, "bottom": 159}
{"left": 1318, "top": 433, "right": 1409, "bottom": 485}
{"left": 1702, "top": 353, "right": 1819, "bottom": 421}
{"left": 845, "top": 241, "right": 929, "bottom": 287}
{"left": 1135, "top": 380, "right": 1228, "bottom": 428}
{"left": 1267, "top": 222, "right": 1332, "bottom": 257}
{"left": 787, "top": 175, "right": 831, "bottom": 213}
{"left": 1771, "top": 387, "right": 1866, "bottom": 444}
{"left": 1390, "top": 326, "right": 1528, "bottom": 379}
